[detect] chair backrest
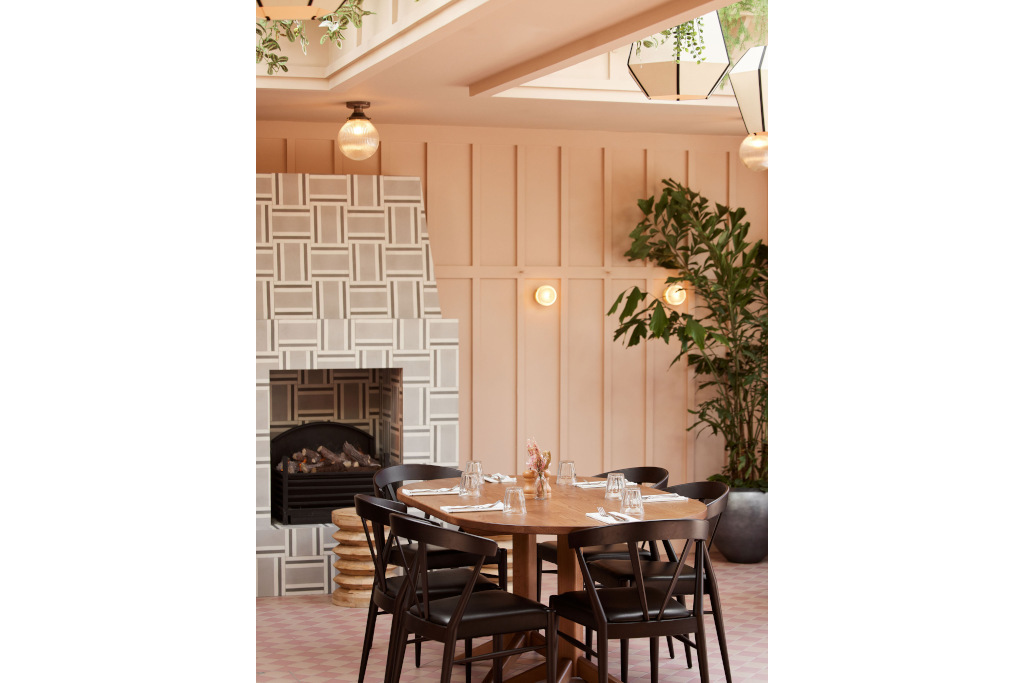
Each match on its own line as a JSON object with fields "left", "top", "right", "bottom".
{"left": 569, "top": 518, "right": 709, "bottom": 624}
{"left": 598, "top": 466, "right": 670, "bottom": 491}
{"left": 387, "top": 512, "right": 497, "bottom": 621}
{"left": 666, "top": 481, "right": 729, "bottom": 544}
{"left": 373, "top": 464, "right": 464, "bottom": 501}
{"left": 354, "top": 494, "right": 410, "bottom": 589}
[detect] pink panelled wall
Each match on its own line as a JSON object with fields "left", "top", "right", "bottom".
{"left": 256, "top": 121, "right": 768, "bottom": 485}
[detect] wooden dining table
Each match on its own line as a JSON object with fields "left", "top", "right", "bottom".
{"left": 397, "top": 475, "right": 708, "bottom": 683}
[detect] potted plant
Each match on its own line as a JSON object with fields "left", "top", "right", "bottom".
{"left": 608, "top": 179, "right": 767, "bottom": 563}
{"left": 256, "top": 0, "right": 373, "bottom": 75}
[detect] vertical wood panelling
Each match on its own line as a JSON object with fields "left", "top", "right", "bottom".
{"left": 523, "top": 278, "right": 561, "bottom": 460}
{"left": 477, "top": 278, "right": 518, "bottom": 474}
{"left": 524, "top": 146, "right": 561, "bottom": 267}
{"left": 438, "top": 277, "right": 473, "bottom": 465}
{"left": 567, "top": 147, "right": 605, "bottom": 267}
{"left": 567, "top": 279, "right": 605, "bottom": 476}
{"left": 480, "top": 144, "right": 518, "bottom": 266}
{"left": 609, "top": 278, "right": 647, "bottom": 471}
{"left": 256, "top": 122, "right": 767, "bottom": 487}
{"left": 609, "top": 147, "right": 647, "bottom": 267}
{"left": 294, "top": 139, "right": 335, "bottom": 174}
{"left": 426, "top": 143, "right": 472, "bottom": 266}
{"left": 256, "top": 138, "right": 287, "bottom": 173}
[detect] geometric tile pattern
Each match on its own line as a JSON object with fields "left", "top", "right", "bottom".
{"left": 256, "top": 549, "right": 768, "bottom": 681}
{"left": 257, "top": 174, "right": 459, "bottom": 597}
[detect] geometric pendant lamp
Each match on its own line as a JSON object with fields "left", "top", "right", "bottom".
{"left": 627, "top": 10, "right": 731, "bottom": 101}
{"left": 730, "top": 46, "right": 768, "bottom": 171}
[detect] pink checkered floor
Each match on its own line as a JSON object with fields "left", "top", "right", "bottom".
{"left": 256, "top": 548, "right": 766, "bottom": 682}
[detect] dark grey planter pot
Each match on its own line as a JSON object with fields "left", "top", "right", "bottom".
{"left": 712, "top": 488, "right": 768, "bottom": 563}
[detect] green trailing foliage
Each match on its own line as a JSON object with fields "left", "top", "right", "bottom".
{"left": 636, "top": 0, "right": 768, "bottom": 74}
{"left": 256, "top": 0, "right": 374, "bottom": 76}
{"left": 608, "top": 180, "right": 767, "bottom": 491}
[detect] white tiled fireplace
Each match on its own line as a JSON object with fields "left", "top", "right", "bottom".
{"left": 255, "top": 173, "right": 458, "bottom": 596}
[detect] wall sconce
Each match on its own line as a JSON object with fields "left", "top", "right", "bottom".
{"left": 729, "top": 46, "right": 768, "bottom": 172}
{"left": 663, "top": 283, "right": 687, "bottom": 306}
{"left": 337, "top": 101, "right": 380, "bottom": 161}
{"left": 534, "top": 285, "right": 557, "bottom": 306}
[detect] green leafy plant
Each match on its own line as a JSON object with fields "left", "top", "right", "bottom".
{"left": 608, "top": 180, "right": 767, "bottom": 491}
{"left": 635, "top": 0, "right": 768, "bottom": 68}
{"left": 256, "top": 0, "right": 374, "bottom": 76}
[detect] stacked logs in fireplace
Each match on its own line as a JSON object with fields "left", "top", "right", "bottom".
{"left": 270, "top": 421, "right": 387, "bottom": 525}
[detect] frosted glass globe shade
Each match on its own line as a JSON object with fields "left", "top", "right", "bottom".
{"left": 663, "top": 283, "right": 686, "bottom": 306}
{"left": 535, "top": 285, "right": 557, "bottom": 306}
{"left": 739, "top": 133, "right": 768, "bottom": 172}
{"left": 338, "top": 118, "right": 380, "bottom": 161}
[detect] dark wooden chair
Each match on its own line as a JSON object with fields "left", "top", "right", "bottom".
{"left": 586, "top": 482, "right": 732, "bottom": 681}
{"left": 373, "top": 464, "right": 509, "bottom": 590}
{"left": 353, "top": 494, "right": 502, "bottom": 683}
{"left": 549, "top": 518, "right": 713, "bottom": 683}
{"left": 535, "top": 466, "right": 671, "bottom": 601}
{"left": 384, "top": 512, "right": 558, "bottom": 683}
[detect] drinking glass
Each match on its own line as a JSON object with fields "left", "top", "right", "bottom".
{"left": 605, "top": 472, "right": 625, "bottom": 500}
{"left": 556, "top": 460, "right": 576, "bottom": 486}
{"left": 620, "top": 486, "right": 644, "bottom": 516}
{"left": 503, "top": 487, "right": 526, "bottom": 515}
{"left": 459, "top": 471, "right": 481, "bottom": 497}
{"left": 465, "top": 460, "right": 483, "bottom": 489}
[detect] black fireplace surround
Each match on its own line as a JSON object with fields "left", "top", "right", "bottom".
{"left": 270, "top": 421, "right": 388, "bottom": 525}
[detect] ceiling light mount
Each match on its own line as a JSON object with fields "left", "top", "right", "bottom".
{"left": 338, "top": 101, "right": 380, "bottom": 161}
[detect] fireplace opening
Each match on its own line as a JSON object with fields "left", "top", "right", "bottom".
{"left": 269, "top": 369, "right": 403, "bottom": 525}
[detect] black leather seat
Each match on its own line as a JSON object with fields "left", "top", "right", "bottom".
{"left": 549, "top": 517, "right": 713, "bottom": 683}
{"left": 535, "top": 466, "right": 671, "bottom": 600}
{"left": 353, "top": 494, "right": 500, "bottom": 683}
{"left": 385, "top": 513, "right": 558, "bottom": 683}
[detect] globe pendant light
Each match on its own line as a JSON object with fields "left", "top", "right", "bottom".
{"left": 730, "top": 46, "right": 768, "bottom": 171}
{"left": 337, "top": 101, "right": 380, "bottom": 161}
{"left": 627, "top": 11, "right": 730, "bottom": 101}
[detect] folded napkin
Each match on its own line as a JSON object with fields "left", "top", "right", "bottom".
{"left": 440, "top": 501, "right": 505, "bottom": 513}
{"left": 585, "top": 511, "right": 641, "bottom": 525}
{"left": 401, "top": 487, "right": 460, "bottom": 496}
{"left": 574, "top": 480, "right": 637, "bottom": 489}
{"left": 482, "top": 473, "right": 516, "bottom": 483}
{"left": 641, "top": 493, "right": 688, "bottom": 502}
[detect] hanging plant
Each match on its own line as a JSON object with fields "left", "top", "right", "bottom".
{"left": 256, "top": 0, "right": 374, "bottom": 75}
{"left": 634, "top": 0, "right": 767, "bottom": 67}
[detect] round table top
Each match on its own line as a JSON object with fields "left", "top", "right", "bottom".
{"left": 396, "top": 475, "right": 707, "bottom": 534}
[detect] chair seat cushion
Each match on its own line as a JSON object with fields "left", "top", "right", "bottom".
{"left": 537, "top": 541, "right": 655, "bottom": 564}
{"left": 409, "top": 591, "right": 551, "bottom": 639}
{"left": 587, "top": 559, "right": 698, "bottom": 593}
{"left": 383, "top": 568, "right": 500, "bottom": 600}
{"left": 549, "top": 587, "right": 691, "bottom": 626}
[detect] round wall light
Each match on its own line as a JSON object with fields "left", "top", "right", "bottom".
{"left": 535, "top": 285, "right": 557, "bottom": 306}
{"left": 739, "top": 133, "right": 768, "bottom": 172}
{"left": 337, "top": 101, "right": 380, "bottom": 161}
{"left": 663, "top": 283, "right": 687, "bottom": 306}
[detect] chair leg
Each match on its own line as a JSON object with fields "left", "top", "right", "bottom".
{"left": 695, "top": 619, "right": 710, "bottom": 683}
{"left": 415, "top": 636, "right": 422, "bottom": 668}
{"left": 620, "top": 639, "right": 628, "bottom": 682}
{"left": 358, "top": 603, "right": 377, "bottom": 683}
{"left": 650, "top": 637, "right": 659, "bottom": 683}
{"left": 464, "top": 638, "right": 472, "bottom": 683}
{"left": 440, "top": 636, "right": 458, "bottom": 683}
{"left": 536, "top": 557, "right": 542, "bottom": 601}
{"left": 499, "top": 548, "right": 508, "bottom": 591}
{"left": 597, "top": 630, "right": 609, "bottom": 683}
{"left": 666, "top": 634, "right": 674, "bottom": 659}
{"left": 706, "top": 572, "right": 732, "bottom": 683}
{"left": 586, "top": 628, "right": 593, "bottom": 661}
{"left": 493, "top": 634, "right": 504, "bottom": 683}
{"left": 383, "top": 623, "right": 409, "bottom": 683}
{"left": 546, "top": 611, "right": 558, "bottom": 683}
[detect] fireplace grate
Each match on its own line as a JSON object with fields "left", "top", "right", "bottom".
{"left": 270, "top": 421, "right": 385, "bottom": 525}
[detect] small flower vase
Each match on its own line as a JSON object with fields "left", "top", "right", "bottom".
{"left": 534, "top": 470, "right": 551, "bottom": 500}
